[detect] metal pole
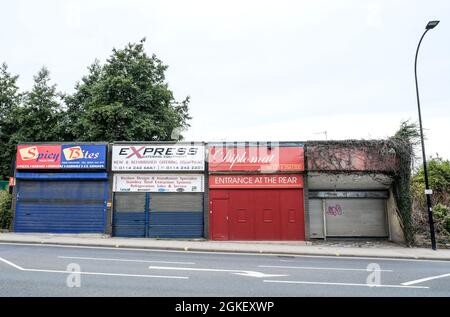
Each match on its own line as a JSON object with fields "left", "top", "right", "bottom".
{"left": 414, "top": 28, "right": 437, "bottom": 250}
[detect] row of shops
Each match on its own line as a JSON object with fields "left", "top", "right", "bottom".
{"left": 10, "top": 142, "right": 396, "bottom": 241}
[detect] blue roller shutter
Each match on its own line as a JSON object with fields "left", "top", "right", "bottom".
{"left": 14, "top": 177, "right": 108, "bottom": 233}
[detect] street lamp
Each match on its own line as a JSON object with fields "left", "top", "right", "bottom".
{"left": 414, "top": 20, "right": 439, "bottom": 250}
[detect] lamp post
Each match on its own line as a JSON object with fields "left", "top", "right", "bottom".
{"left": 414, "top": 20, "right": 439, "bottom": 250}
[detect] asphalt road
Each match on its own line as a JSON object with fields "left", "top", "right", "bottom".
{"left": 0, "top": 242, "right": 449, "bottom": 297}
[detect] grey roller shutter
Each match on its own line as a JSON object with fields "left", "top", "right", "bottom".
{"left": 114, "top": 193, "right": 146, "bottom": 212}
{"left": 150, "top": 193, "right": 203, "bottom": 212}
{"left": 308, "top": 199, "right": 324, "bottom": 239}
{"left": 325, "top": 199, "right": 388, "bottom": 237}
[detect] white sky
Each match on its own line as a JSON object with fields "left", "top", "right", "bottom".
{"left": 2, "top": 0, "right": 449, "bottom": 158}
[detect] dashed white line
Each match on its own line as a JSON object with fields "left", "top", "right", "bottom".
{"left": 264, "top": 279, "right": 429, "bottom": 289}
{"left": 259, "top": 265, "right": 393, "bottom": 272}
{"left": 402, "top": 273, "right": 450, "bottom": 286}
{"left": 58, "top": 256, "right": 195, "bottom": 265}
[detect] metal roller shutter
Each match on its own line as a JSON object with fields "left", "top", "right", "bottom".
{"left": 149, "top": 192, "right": 203, "bottom": 238}
{"left": 14, "top": 180, "right": 107, "bottom": 233}
{"left": 308, "top": 199, "right": 324, "bottom": 239}
{"left": 325, "top": 198, "right": 388, "bottom": 237}
{"left": 112, "top": 193, "right": 147, "bottom": 237}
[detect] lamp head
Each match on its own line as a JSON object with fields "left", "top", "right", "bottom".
{"left": 426, "top": 20, "right": 440, "bottom": 29}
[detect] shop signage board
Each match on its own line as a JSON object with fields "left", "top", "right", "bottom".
{"left": 208, "top": 146, "right": 304, "bottom": 172}
{"left": 112, "top": 145, "right": 205, "bottom": 171}
{"left": 113, "top": 174, "right": 204, "bottom": 192}
{"left": 209, "top": 174, "right": 303, "bottom": 189}
{"left": 16, "top": 144, "right": 107, "bottom": 169}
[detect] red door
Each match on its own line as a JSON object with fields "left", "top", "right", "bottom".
{"left": 210, "top": 190, "right": 229, "bottom": 240}
{"left": 209, "top": 189, "right": 304, "bottom": 240}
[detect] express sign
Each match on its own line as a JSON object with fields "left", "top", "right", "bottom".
{"left": 208, "top": 146, "right": 304, "bottom": 172}
{"left": 112, "top": 145, "right": 205, "bottom": 171}
{"left": 16, "top": 144, "right": 107, "bottom": 169}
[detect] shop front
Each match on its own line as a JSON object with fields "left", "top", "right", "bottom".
{"left": 111, "top": 143, "right": 205, "bottom": 238}
{"left": 13, "top": 143, "right": 108, "bottom": 233}
{"left": 208, "top": 142, "right": 305, "bottom": 241}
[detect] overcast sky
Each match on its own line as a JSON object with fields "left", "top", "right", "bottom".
{"left": 2, "top": 0, "right": 449, "bottom": 158}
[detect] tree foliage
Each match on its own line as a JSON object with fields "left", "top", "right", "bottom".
{"left": 12, "top": 67, "right": 64, "bottom": 143}
{"left": 0, "top": 39, "right": 191, "bottom": 179}
{"left": 411, "top": 156, "right": 450, "bottom": 242}
{"left": 0, "top": 63, "right": 22, "bottom": 179}
{"left": 65, "top": 38, "right": 191, "bottom": 142}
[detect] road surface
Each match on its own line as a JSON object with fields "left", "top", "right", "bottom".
{"left": 0, "top": 242, "right": 449, "bottom": 297}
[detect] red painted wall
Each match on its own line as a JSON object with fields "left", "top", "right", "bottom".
{"left": 210, "top": 189, "right": 305, "bottom": 241}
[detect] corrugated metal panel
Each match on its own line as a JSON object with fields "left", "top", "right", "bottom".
{"left": 15, "top": 172, "right": 108, "bottom": 180}
{"left": 308, "top": 199, "right": 324, "bottom": 239}
{"left": 14, "top": 180, "right": 107, "bottom": 233}
{"left": 112, "top": 192, "right": 204, "bottom": 238}
{"left": 325, "top": 199, "right": 388, "bottom": 237}
{"left": 150, "top": 193, "right": 203, "bottom": 212}
{"left": 309, "top": 191, "right": 389, "bottom": 199}
{"left": 149, "top": 193, "right": 203, "bottom": 238}
{"left": 148, "top": 212, "right": 203, "bottom": 238}
{"left": 112, "top": 193, "right": 147, "bottom": 237}
{"left": 112, "top": 213, "right": 146, "bottom": 237}
{"left": 113, "top": 193, "right": 146, "bottom": 212}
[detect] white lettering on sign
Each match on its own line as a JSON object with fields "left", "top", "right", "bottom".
{"left": 113, "top": 174, "right": 204, "bottom": 192}
{"left": 212, "top": 149, "right": 276, "bottom": 169}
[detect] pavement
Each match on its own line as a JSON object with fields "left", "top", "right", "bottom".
{"left": 1, "top": 232, "right": 450, "bottom": 261}
{"left": 1, "top": 242, "right": 450, "bottom": 296}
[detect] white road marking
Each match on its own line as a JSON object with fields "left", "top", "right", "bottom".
{"left": 58, "top": 256, "right": 195, "bottom": 265}
{"left": 264, "top": 279, "right": 429, "bottom": 289}
{"left": 0, "top": 257, "right": 25, "bottom": 270}
{"left": 148, "top": 265, "right": 287, "bottom": 278}
{"left": 1, "top": 242, "right": 449, "bottom": 263}
{"left": 401, "top": 273, "right": 450, "bottom": 286}
{"left": 0, "top": 257, "right": 187, "bottom": 279}
{"left": 259, "top": 265, "right": 393, "bottom": 272}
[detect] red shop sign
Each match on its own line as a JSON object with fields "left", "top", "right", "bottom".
{"left": 209, "top": 174, "right": 304, "bottom": 189}
{"left": 208, "top": 146, "right": 304, "bottom": 172}
{"left": 16, "top": 145, "right": 61, "bottom": 169}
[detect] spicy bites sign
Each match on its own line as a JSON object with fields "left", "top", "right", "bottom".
{"left": 112, "top": 145, "right": 205, "bottom": 171}
{"left": 208, "top": 145, "right": 304, "bottom": 172}
{"left": 16, "top": 144, "right": 107, "bottom": 169}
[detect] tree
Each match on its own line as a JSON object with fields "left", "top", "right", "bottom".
{"left": 412, "top": 156, "right": 450, "bottom": 242}
{"left": 0, "top": 63, "right": 21, "bottom": 179}
{"left": 65, "top": 39, "right": 191, "bottom": 142}
{"left": 11, "top": 67, "right": 64, "bottom": 143}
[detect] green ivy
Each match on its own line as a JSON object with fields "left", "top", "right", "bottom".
{"left": 0, "top": 190, "right": 12, "bottom": 229}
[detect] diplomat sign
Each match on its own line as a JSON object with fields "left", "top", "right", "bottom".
{"left": 112, "top": 144, "right": 205, "bottom": 171}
